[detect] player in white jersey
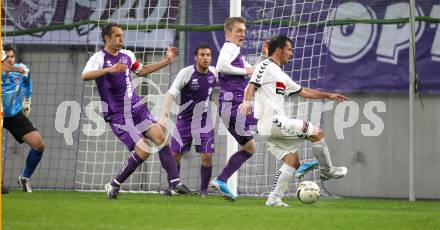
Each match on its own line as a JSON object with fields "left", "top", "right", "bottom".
{"left": 240, "top": 35, "right": 348, "bottom": 207}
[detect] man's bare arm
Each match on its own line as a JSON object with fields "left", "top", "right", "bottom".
{"left": 137, "top": 47, "right": 178, "bottom": 76}
{"left": 239, "top": 83, "right": 257, "bottom": 115}
{"left": 298, "top": 87, "right": 348, "bottom": 102}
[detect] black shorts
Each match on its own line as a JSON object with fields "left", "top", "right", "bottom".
{"left": 3, "top": 112, "right": 37, "bottom": 143}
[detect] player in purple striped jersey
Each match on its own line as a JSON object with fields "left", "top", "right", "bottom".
{"left": 81, "top": 23, "right": 190, "bottom": 199}
{"left": 210, "top": 17, "right": 257, "bottom": 200}
{"left": 159, "top": 44, "right": 217, "bottom": 197}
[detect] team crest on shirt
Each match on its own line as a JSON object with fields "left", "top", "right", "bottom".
{"left": 120, "top": 56, "right": 128, "bottom": 65}
{"left": 208, "top": 75, "right": 215, "bottom": 84}
{"left": 276, "top": 82, "right": 286, "bottom": 95}
{"left": 13, "top": 76, "right": 21, "bottom": 83}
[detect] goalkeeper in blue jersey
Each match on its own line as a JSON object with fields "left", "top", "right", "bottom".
{"left": 2, "top": 45, "right": 45, "bottom": 193}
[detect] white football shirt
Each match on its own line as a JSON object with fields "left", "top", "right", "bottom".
{"left": 249, "top": 59, "right": 302, "bottom": 121}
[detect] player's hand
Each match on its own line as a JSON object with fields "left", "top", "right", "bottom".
{"left": 262, "top": 40, "right": 269, "bottom": 57}
{"left": 158, "top": 115, "right": 168, "bottom": 129}
{"left": 106, "top": 60, "right": 128, "bottom": 73}
{"left": 166, "top": 47, "right": 179, "bottom": 63}
{"left": 245, "top": 67, "right": 254, "bottom": 76}
{"left": 14, "top": 66, "right": 26, "bottom": 75}
{"left": 22, "top": 97, "right": 31, "bottom": 116}
{"left": 239, "top": 101, "right": 252, "bottom": 115}
{"left": 17, "top": 64, "right": 30, "bottom": 77}
{"left": 328, "top": 93, "right": 348, "bottom": 102}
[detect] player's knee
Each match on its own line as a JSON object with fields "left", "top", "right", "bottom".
{"left": 32, "top": 139, "right": 45, "bottom": 152}
{"left": 201, "top": 153, "right": 212, "bottom": 166}
{"left": 134, "top": 139, "right": 151, "bottom": 160}
{"left": 174, "top": 153, "right": 182, "bottom": 164}
{"left": 309, "top": 127, "right": 324, "bottom": 142}
{"left": 153, "top": 132, "right": 167, "bottom": 146}
{"left": 242, "top": 139, "right": 256, "bottom": 153}
{"left": 283, "top": 153, "right": 299, "bottom": 169}
{"left": 134, "top": 148, "right": 150, "bottom": 161}
{"left": 286, "top": 161, "right": 299, "bottom": 169}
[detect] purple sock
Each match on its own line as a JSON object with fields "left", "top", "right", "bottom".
{"left": 112, "top": 153, "right": 144, "bottom": 187}
{"left": 200, "top": 165, "right": 212, "bottom": 192}
{"left": 217, "top": 150, "right": 253, "bottom": 182}
{"left": 168, "top": 164, "right": 181, "bottom": 188}
{"left": 159, "top": 146, "right": 180, "bottom": 187}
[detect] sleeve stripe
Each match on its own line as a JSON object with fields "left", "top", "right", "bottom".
{"left": 288, "top": 87, "right": 302, "bottom": 96}
{"left": 250, "top": 82, "right": 261, "bottom": 88}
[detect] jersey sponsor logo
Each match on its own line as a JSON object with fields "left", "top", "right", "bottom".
{"left": 106, "top": 60, "right": 112, "bottom": 67}
{"left": 190, "top": 78, "right": 200, "bottom": 90}
{"left": 276, "top": 81, "right": 286, "bottom": 95}
{"left": 125, "top": 76, "right": 133, "bottom": 98}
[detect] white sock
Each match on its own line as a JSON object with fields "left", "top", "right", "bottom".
{"left": 268, "top": 164, "right": 296, "bottom": 202}
{"left": 311, "top": 139, "right": 333, "bottom": 172}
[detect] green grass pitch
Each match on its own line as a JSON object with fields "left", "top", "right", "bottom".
{"left": 3, "top": 191, "right": 440, "bottom": 230}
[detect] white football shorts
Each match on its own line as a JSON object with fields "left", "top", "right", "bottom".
{"left": 257, "top": 114, "right": 315, "bottom": 160}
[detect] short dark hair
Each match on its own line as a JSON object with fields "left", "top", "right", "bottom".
{"left": 224, "top": 17, "right": 245, "bottom": 32}
{"left": 268, "top": 35, "right": 293, "bottom": 56}
{"left": 4, "top": 45, "right": 15, "bottom": 55}
{"left": 193, "top": 43, "right": 212, "bottom": 56}
{"left": 101, "top": 23, "right": 122, "bottom": 44}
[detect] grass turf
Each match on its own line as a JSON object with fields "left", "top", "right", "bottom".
{"left": 2, "top": 191, "right": 440, "bottom": 230}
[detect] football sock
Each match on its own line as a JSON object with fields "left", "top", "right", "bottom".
{"left": 113, "top": 152, "right": 144, "bottom": 187}
{"left": 268, "top": 164, "right": 296, "bottom": 202}
{"left": 200, "top": 165, "right": 212, "bottom": 192}
{"left": 22, "top": 149, "right": 43, "bottom": 178}
{"left": 159, "top": 146, "right": 181, "bottom": 187}
{"left": 217, "top": 150, "right": 253, "bottom": 182}
{"left": 311, "top": 139, "right": 333, "bottom": 172}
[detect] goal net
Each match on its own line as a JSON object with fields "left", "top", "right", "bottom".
{"left": 237, "top": 0, "right": 340, "bottom": 196}
{"left": 2, "top": 0, "right": 340, "bottom": 196}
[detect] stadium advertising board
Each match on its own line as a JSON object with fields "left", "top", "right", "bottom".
{"left": 188, "top": 0, "right": 440, "bottom": 93}
{"left": 1, "top": 0, "right": 177, "bottom": 48}
{"left": 326, "top": 1, "right": 440, "bottom": 93}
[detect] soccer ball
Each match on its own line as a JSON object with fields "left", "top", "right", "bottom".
{"left": 296, "top": 181, "right": 320, "bottom": 204}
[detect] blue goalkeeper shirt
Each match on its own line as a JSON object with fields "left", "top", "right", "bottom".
{"left": 2, "top": 63, "right": 32, "bottom": 117}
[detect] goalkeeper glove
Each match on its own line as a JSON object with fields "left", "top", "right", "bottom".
{"left": 22, "top": 97, "right": 31, "bottom": 116}
{"left": 17, "top": 63, "right": 30, "bottom": 77}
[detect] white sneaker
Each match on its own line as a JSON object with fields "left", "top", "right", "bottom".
{"left": 321, "top": 166, "right": 348, "bottom": 180}
{"left": 265, "top": 200, "right": 290, "bottom": 207}
{"left": 18, "top": 175, "right": 32, "bottom": 193}
{"left": 104, "top": 182, "right": 119, "bottom": 199}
